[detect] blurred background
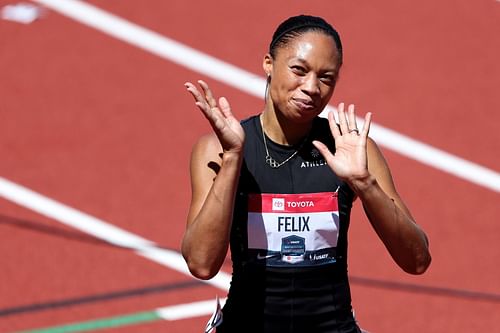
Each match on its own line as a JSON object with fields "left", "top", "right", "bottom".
{"left": 1, "top": 0, "right": 499, "bottom": 332}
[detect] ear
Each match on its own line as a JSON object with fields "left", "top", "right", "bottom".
{"left": 262, "top": 53, "right": 273, "bottom": 76}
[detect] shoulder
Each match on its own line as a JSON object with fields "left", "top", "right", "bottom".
{"left": 312, "top": 116, "right": 334, "bottom": 136}
{"left": 191, "top": 133, "right": 223, "bottom": 166}
{"left": 191, "top": 114, "right": 259, "bottom": 166}
{"left": 367, "top": 137, "right": 389, "bottom": 171}
{"left": 311, "top": 116, "right": 335, "bottom": 147}
{"left": 313, "top": 115, "right": 330, "bottom": 127}
{"left": 366, "top": 137, "right": 401, "bottom": 197}
{"left": 193, "top": 132, "right": 221, "bottom": 151}
{"left": 240, "top": 114, "right": 259, "bottom": 131}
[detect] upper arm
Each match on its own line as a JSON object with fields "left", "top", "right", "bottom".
{"left": 366, "top": 137, "right": 414, "bottom": 220}
{"left": 186, "top": 133, "right": 223, "bottom": 226}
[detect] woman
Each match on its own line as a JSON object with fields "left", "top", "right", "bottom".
{"left": 182, "top": 15, "right": 431, "bottom": 333}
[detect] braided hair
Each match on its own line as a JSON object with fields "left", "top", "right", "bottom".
{"left": 269, "top": 15, "right": 343, "bottom": 66}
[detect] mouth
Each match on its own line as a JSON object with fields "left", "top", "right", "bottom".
{"left": 292, "top": 98, "right": 316, "bottom": 111}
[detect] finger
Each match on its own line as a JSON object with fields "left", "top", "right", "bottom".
{"left": 337, "top": 102, "right": 349, "bottom": 135}
{"left": 218, "top": 97, "right": 233, "bottom": 119}
{"left": 185, "top": 82, "right": 221, "bottom": 122}
{"left": 184, "top": 82, "right": 206, "bottom": 104}
{"left": 196, "top": 101, "right": 227, "bottom": 131}
{"left": 312, "top": 140, "right": 334, "bottom": 162}
{"left": 198, "top": 80, "right": 218, "bottom": 109}
{"left": 360, "top": 112, "right": 372, "bottom": 138}
{"left": 186, "top": 82, "right": 226, "bottom": 132}
{"left": 347, "top": 104, "right": 358, "bottom": 132}
{"left": 328, "top": 110, "right": 341, "bottom": 138}
{"left": 194, "top": 101, "right": 213, "bottom": 120}
{"left": 185, "top": 82, "right": 214, "bottom": 117}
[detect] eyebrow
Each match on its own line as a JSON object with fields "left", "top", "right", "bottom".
{"left": 291, "top": 58, "right": 337, "bottom": 73}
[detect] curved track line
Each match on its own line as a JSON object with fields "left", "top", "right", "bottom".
{"left": 32, "top": 0, "right": 500, "bottom": 193}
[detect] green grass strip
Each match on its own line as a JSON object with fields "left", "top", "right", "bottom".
{"left": 18, "top": 310, "right": 161, "bottom": 333}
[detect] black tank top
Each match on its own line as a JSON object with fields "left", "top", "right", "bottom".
{"left": 218, "top": 115, "right": 360, "bottom": 333}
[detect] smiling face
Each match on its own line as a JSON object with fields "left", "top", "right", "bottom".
{"left": 263, "top": 31, "right": 341, "bottom": 123}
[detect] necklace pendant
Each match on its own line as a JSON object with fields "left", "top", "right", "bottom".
{"left": 261, "top": 116, "right": 308, "bottom": 169}
{"left": 265, "top": 155, "right": 280, "bottom": 168}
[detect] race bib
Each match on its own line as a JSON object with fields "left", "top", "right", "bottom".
{"left": 247, "top": 192, "right": 339, "bottom": 266}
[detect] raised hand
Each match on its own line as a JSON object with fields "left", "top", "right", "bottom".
{"left": 185, "top": 80, "right": 245, "bottom": 154}
{"left": 312, "top": 103, "right": 372, "bottom": 184}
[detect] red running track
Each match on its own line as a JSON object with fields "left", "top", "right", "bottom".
{"left": 0, "top": 0, "right": 499, "bottom": 332}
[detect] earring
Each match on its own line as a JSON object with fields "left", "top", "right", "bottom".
{"left": 265, "top": 75, "right": 270, "bottom": 100}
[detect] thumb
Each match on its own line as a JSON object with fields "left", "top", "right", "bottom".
{"left": 312, "top": 140, "right": 333, "bottom": 161}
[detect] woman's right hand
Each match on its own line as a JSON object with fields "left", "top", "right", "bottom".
{"left": 185, "top": 80, "right": 245, "bottom": 154}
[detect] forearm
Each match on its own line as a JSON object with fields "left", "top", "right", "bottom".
{"left": 351, "top": 175, "right": 431, "bottom": 274}
{"left": 182, "top": 152, "right": 242, "bottom": 279}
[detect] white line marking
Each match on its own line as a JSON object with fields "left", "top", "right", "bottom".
{"left": 0, "top": 177, "right": 231, "bottom": 292}
{"left": 31, "top": 0, "right": 500, "bottom": 192}
{"left": 156, "top": 298, "right": 226, "bottom": 321}
{"left": 1, "top": 0, "right": 497, "bottom": 322}
{"left": 33, "top": 0, "right": 264, "bottom": 98}
{"left": 368, "top": 122, "right": 500, "bottom": 191}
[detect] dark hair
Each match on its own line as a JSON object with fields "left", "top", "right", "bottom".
{"left": 269, "top": 15, "right": 343, "bottom": 66}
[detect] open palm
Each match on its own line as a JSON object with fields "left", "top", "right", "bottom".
{"left": 185, "top": 80, "right": 245, "bottom": 153}
{"left": 313, "top": 103, "right": 372, "bottom": 182}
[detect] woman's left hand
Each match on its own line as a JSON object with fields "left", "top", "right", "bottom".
{"left": 312, "top": 103, "right": 372, "bottom": 185}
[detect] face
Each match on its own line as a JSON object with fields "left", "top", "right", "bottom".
{"left": 263, "top": 31, "right": 341, "bottom": 122}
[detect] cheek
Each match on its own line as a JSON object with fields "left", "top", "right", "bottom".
{"left": 271, "top": 74, "right": 296, "bottom": 97}
{"left": 277, "top": 72, "right": 301, "bottom": 93}
{"left": 322, "top": 92, "right": 334, "bottom": 106}
{"left": 322, "top": 87, "right": 335, "bottom": 99}
{"left": 316, "top": 87, "right": 334, "bottom": 108}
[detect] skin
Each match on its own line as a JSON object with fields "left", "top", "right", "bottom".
{"left": 262, "top": 33, "right": 340, "bottom": 145}
{"left": 182, "top": 31, "right": 431, "bottom": 280}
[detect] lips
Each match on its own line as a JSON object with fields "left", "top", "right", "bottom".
{"left": 292, "top": 98, "right": 316, "bottom": 111}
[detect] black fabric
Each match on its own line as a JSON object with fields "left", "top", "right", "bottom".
{"left": 218, "top": 115, "right": 360, "bottom": 333}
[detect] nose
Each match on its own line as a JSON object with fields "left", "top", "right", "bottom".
{"left": 301, "top": 73, "right": 320, "bottom": 96}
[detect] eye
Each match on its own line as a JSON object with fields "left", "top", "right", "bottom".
{"left": 291, "top": 65, "right": 307, "bottom": 75}
{"left": 319, "top": 74, "right": 336, "bottom": 86}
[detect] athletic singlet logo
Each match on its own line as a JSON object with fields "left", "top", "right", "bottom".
{"left": 300, "top": 160, "right": 327, "bottom": 168}
{"left": 272, "top": 198, "right": 285, "bottom": 211}
{"left": 256, "top": 253, "right": 278, "bottom": 260}
{"left": 300, "top": 148, "right": 327, "bottom": 168}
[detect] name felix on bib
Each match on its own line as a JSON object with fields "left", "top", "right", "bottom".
{"left": 278, "top": 216, "right": 310, "bottom": 232}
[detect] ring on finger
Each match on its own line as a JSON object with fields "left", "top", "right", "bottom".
{"left": 348, "top": 128, "right": 359, "bottom": 134}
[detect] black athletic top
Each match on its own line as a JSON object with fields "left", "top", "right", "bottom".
{"left": 217, "top": 115, "right": 360, "bottom": 333}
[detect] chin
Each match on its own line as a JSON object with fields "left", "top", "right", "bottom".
{"left": 290, "top": 109, "right": 320, "bottom": 123}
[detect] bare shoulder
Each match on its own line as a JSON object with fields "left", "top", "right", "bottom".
{"left": 190, "top": 133, "right": 224, "bottom": 187}
{"left": 187, "top": 133, "right": 224, "bottom": 223}
{"left": 366, "top": 137, "right": 414, "bottom": 217}
{"left": 191, "top": 133, "right": 223, "bottom": 165}
{"left": 366, "top": 137, "right": 390, "bottom": 173}
{"left": 366, "top": 137, "right": 397, "bottom": 194}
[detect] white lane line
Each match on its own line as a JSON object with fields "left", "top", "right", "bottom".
{"left": 32, "top": 0, "right": 264, "bottom": 98}
{"left": 368, "top": 122, "right": 500, "bottom": 191}
{"left": 0, "top": 176, "right": 231, "bottom": 292}
{"left": 32, "top": 0, "right": 500, "bottom": 192}
{"left": 156, "top": 298, "right": 226, "bottom": 321}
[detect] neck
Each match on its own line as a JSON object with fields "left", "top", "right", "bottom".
{"left": 261, "top": 106, "right": 313, "bottom": 146}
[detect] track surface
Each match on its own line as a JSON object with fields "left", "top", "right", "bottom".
{"left": 1, "top": 0, "right": 499, "bottom": 332}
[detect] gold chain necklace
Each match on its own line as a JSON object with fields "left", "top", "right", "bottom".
{"left": 261, "top": 118, "right": 309, "bottom": 169}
